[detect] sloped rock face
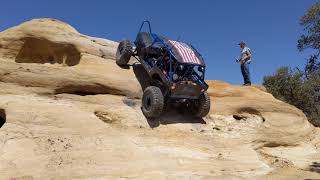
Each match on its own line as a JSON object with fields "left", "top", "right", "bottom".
{"left": 207, "top": 80, "right": 314, "bottom": 145}
{"left": 0, "top": 18, "right": 319, "bottom": 179}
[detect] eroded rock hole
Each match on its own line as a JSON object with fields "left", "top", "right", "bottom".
{"left": 234, "top": 107, "right": 266, "bottom": 122}
{"left": 123, "top": 98, "right": 137, "bottom": 107}
{"left": 15, "top": 37, "right": 81, "bottom": 66}
{"left": 262, "top": 142, "right": 293, "bottom": 148}
{"left": 54, "top": 83, "right": 125, "bottom": 96}
{"left": 309, "top": 162, "right": 320, "bottom": 173}
{"left": 94, "top": 111, "right": 117, "bottom": 124}
{"left": 233, "top": 114, "right": 245, "bottom": 120}
{"left": 0, "top": 109, "right": 6, "bottom": 128}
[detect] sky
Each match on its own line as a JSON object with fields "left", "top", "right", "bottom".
{"left": 0, "top": 0, "right": 317, "bottom": 84}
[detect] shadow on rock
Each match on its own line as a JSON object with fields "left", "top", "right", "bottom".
{"left": 145, "top": 105, "right": 206, "bottom": 128}
{"left": 116, "top": 64, "right": 131, "bottom": 70}
{"left": 0, "top": 109, "right": 6, "bottom": 128}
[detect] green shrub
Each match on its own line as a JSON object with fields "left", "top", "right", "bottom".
{"left": 263, "top": 67, "right": 320, "bottom": 126}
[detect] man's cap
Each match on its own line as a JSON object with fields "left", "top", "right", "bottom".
{"left": 238, "top": 41, "right": 246, "bottom": 46}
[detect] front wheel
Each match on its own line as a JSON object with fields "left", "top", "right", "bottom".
{"left": 191, "top": 92, "right": 211, "bottom": 117}
{"left": 141, "top": 86, "right": 164, "bottom": 118}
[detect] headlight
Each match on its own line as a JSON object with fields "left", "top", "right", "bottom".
{"left": 173, "top": 74, "right": 178, "bottom": 81}
{"left": 198, "top": 66, "right": 205, "bottom": 72}
{"left": 179, "top": 65, "right": 184, "bottom": 71}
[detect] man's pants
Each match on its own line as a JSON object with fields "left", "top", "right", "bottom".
{"left": 241, "top": 62, "right": 251, "bottom": 84}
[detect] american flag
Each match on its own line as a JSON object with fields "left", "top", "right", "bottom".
{"left": 168, "top": 40, "right": 202, "bottom": 65}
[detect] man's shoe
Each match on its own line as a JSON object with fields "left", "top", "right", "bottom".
{"left": 244, "top": 83, "right": 251, "bottom": 86}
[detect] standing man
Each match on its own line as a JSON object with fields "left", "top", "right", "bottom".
{"left": 237, "top": 41, "right": 252, "bottom": 86}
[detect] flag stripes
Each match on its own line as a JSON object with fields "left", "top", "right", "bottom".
{"left": 168, "top": 40, "right": 202, "bottom": 65}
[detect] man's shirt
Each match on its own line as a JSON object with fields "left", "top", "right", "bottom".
{"left": 240, "top": 46, "right": 252, "bottom": 63}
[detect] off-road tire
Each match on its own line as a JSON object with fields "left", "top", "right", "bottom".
{"left": 142, "top": 86, "right": 164, "bottom": 118}
{"left": 195, "top": 92, "right": 211, "bottom": 117}
{"left": 116, "top": 39, "right": 133, "bottom": 66}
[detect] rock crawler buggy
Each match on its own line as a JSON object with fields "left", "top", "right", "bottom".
{"left": 116, "top": 21, "right": 210, "bottom": 118}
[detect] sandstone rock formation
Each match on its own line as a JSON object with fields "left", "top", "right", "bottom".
{"left": 0, "top": 18, "right": 319, "bottom": 179}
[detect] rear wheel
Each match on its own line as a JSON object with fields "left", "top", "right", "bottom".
{"left": 116, "top": 39, "right": 133, "bottom": 66}
{"left": 142, "top": 86, "right": 164, "bottom": 118}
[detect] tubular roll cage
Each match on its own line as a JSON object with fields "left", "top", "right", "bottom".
{"left": 136, "top": 20, "right": 207, "bottom": 87}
